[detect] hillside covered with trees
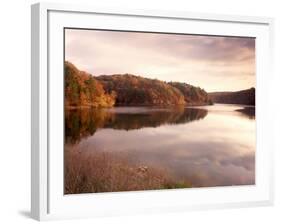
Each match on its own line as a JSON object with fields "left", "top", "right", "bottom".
{"left": 65, "top": 62, "right": 212, "bottom": 108}
{"left": 96, "top": 74, "right": 186, "bottom": 106}
{"left": 65, "top": 62, "right": 116, "bottom": 108}
{"left": 209, "top": 88, "right": 255, "bottom": 105}
{"left": 169, "top": 82, "right": 212, "bottom": 106}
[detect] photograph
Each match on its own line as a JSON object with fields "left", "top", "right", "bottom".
{"left": 64, "top": 28, "right": 256, "bottom": 194}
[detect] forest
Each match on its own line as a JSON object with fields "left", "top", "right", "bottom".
{"left": 65, "top": 61, "right": 212, "bottom": 108}
{"left": 209, "top": 88, "right": 255, "bottom": 105}
{"left": 169, "top": 82, "right": 212, "bottom": 106}
{"left": 64, "top": 62, "right": 116, "bottom": 108}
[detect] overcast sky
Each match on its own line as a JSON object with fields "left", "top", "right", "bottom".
{"left": 65, "top": 29, "right": 255, "bottom": 92}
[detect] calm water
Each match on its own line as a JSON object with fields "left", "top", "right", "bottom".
{"left": 65, "top": 104, "right": 255, "bottom": 188}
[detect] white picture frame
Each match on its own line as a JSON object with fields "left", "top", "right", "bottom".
{"left": 31, "top": 2, "right": 275, "bottom": 221}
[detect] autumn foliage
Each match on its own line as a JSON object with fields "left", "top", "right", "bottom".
{"left": 65, "top": 62, "right": 116, "bottom": 108}
{"left": 169, "top": 82, "right": 212, "bottom": 106}
{"left": 97, "top": 74, "right": 186, "bottom": 106}
{"left": 65, "top": 62, "right": 212, "bottom": 108}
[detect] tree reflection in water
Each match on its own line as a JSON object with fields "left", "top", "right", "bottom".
{"left": 235, "top": 107, "right": 255, "bottom": 119}
{"left": 65, "top": 107, "right": 208, "bottom": 144}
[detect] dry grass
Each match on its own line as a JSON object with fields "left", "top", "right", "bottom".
{"left": 64, "top": 148, "right": 191, "bottom": 194}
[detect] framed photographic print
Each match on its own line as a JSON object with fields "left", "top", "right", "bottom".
{"left": 31, "top": 2, "right": 274, "bottom": 221}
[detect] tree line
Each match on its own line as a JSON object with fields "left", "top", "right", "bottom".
{"left": 65, "top": 61, "right": 212, "bottom": 108}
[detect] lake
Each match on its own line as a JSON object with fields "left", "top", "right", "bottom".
{"left": 64, "top": 104, "right": 255, "bottom": 193}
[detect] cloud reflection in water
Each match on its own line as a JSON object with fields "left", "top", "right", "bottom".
{"left": 65, "top": 104, "right": 255, "bottom": 188}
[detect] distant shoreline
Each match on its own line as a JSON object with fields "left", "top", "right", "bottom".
{"left": 64, "top": 102, "right": 257, "bottom": 110}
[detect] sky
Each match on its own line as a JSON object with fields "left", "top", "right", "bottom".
{"left": 65, "top": 29, "right": 255, "bottom": 92}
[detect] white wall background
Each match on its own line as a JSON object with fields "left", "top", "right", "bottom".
{"left": 0, "top": 0, "right": 280, "bottom": 223}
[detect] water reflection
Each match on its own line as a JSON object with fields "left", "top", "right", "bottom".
{"left": 65, "top": 106, "right": 208, "bottom": 144}
{"left": 65, "top": 104, "right": 255, "bottom": 189}
{"left": 236, "top": 107, "right": 255, "bottom": 119}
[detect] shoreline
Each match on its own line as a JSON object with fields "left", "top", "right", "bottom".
{"left": 65, "top": 102, "right": 257, "bottom": 110}
{"left": 65, "top": 102, "right": 213, "bottom": 110}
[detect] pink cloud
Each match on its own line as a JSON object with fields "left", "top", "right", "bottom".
{"left": 65, "top": 29, "right": 255, "bottom": 92}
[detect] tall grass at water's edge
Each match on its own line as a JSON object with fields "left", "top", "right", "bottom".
{"left": 65, "top": 149, "right": 192, "bottom": 194}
